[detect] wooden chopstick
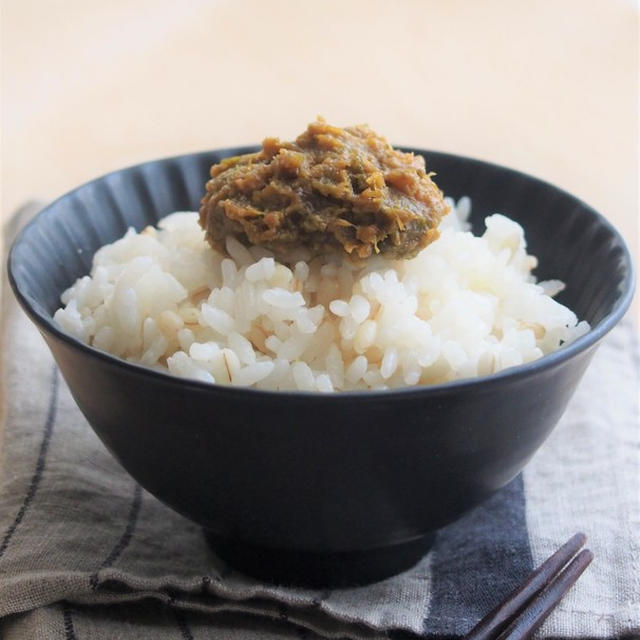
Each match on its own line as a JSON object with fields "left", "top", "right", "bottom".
{"left": 496, "top": 548, "right": 594, "bottom": 640}
{"left": 463, "top": 533, "right": 593, "bottom": 640}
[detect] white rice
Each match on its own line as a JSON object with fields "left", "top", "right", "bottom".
{"left": 54, "top": 197, "right": 590, "bottom": 392}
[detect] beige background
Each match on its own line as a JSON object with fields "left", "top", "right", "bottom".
{"left": 1, "top": 0, "right": 638, "bottom": 306}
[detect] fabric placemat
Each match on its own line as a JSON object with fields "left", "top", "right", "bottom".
{"left": 1, "top": 204, "right": 638, "bottom": 639}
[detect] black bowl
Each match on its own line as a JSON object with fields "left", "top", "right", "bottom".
{"left": 7, "top": 148, "right": 634, "bottom": 586}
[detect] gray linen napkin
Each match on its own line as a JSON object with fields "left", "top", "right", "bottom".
{"left": 1, "top": 204, "right": 638, "bottom": 639}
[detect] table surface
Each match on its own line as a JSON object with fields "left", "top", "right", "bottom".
{"left": 1, "top": 0, "right": 638, "bottom": 314}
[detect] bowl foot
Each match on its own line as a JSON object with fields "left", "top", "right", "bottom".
{"left": 203, "top": 530, "right": 436, "bottom": 588}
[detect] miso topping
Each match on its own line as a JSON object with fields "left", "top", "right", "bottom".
{"left": 199, "top": 118, "right": 449, "bottom": 261}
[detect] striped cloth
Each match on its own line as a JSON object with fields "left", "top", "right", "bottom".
{"left": 1, "top": 205, "right": 638, "bottom": 639}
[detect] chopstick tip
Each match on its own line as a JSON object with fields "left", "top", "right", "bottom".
{"left": 578, "top": 548, "right": 594, "bottom": 565}
{"left": 569, "top": 531, "right": 587, "bottom": 547}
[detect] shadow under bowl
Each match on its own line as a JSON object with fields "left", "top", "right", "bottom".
{"left": 7, "top": 148, "right": 634, "bottom": 586}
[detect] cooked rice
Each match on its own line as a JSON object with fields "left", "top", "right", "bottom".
{"left": 54, "top": 198, "right": 590, "bottom": 391}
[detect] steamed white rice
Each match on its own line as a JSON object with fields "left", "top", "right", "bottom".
{"left": 54, "top": 198, "right": 589, "bottom": 391}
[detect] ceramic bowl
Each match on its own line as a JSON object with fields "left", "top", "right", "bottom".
{"left": 8, "top": 148, "right": 634, "bottom": 586}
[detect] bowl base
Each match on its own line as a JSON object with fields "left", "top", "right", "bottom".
{"left": 204, "top": 530, "right": 436, "bottom": 588}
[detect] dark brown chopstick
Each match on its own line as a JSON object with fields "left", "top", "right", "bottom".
{"left": 463, "top": 533, "right": 593, "bottom": 640}
{"left": 496, "top": 548, "right": 593, "bottom": 640}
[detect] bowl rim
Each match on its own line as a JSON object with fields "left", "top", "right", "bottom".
{"left": 7, "top": 147, "right": 636, "bottom": 401}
